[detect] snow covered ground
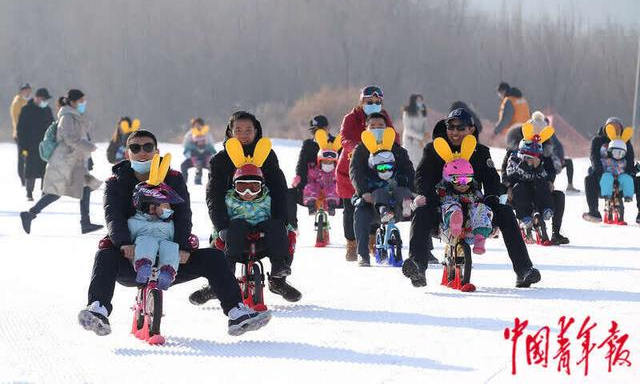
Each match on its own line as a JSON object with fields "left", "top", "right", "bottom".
{"left": 0, "top": 140, "right": 639, "bottom": 383}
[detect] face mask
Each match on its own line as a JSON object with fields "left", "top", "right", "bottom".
{"left": 363, "top": 103, "right": 382, "bottom": 115}
{"left": 76, "top": 101, "right": 87, "bottom": 114}
{"left": 38, "top": 101, "right": 48, "bottom": 108}
{"left": 416, "top": 102, "right": 424, "bottom": 109}
{"left": 370, "top": 128, "right": 385, "bottom": 142}
{"left": 131, "top": 159, "right": 152, "bottom": 174}
{"left": 321, "top": 163, "right": 335, "bottom": 173}
{"left": 378, "top": 171, "right": 393, "bottom": 180}
{"left": 159, "top": 208, "right": 174, "bottom": 220}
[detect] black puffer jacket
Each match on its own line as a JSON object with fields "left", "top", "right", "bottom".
{"left": 207, "top": 127, "right": 288, "bottom": 231}
{"left": 416, "top": 119, "right": 503, "bottom": 209}
{"left": 589, "top": 125, "right": 635, "bottom": 175}
{"left": 349, "top": 142, "right": 414, "bottom": 197}
{"left": 104, "top": 161, "right": 192, "bottom": 250}
{"left": 16, "top": 99, "right": 54, "bottom": 178}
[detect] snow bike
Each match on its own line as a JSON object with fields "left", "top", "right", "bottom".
{"left": 312, "top": 194, "right": 334, "bottom": 247}
{"left": 440, "top": 237, "right": 475, "bottom": 292}
{"left": 131, "top": 268, "right": 165, "bottom": 345}
{"left": 603, "top": 178, "right": 626, "bottom": 225}
{"left": 520, "top": 211, "right": 552, "bottom": 246}
{"left": 373, "top": 212, "right": 403, "bottom": 267}
{"left": 191, "top": 153, "right": 211, "bottom": 185}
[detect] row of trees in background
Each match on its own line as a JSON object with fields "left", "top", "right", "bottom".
{"left": 1, "top": 0, "right": 638, "bottom": 150}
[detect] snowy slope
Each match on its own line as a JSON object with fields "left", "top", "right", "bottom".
{"left": 0, "top": 141, "right": 638, "bottom": 384}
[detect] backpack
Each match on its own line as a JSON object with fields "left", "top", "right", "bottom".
{"left": 39, "top": 120, "right": 58, "bottom": 161}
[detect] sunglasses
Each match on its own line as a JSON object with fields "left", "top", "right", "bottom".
{"left": 375, "top": 163, "right": 394, "bottom": 172}
{"left": 366, "top": 100, "right": 382, "bottom": 105}
{"left": 446, "top": 123, "right": 468, "bottom": 132}
{"left": 234, "top": 180, "right": 262, "bottom": 196}
{"left": 128, "top": 143, "right": 155, "bottom": 154}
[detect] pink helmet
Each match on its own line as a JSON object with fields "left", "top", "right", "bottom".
{"left": 442, "top": 158, "right": 474, "bottom": 185}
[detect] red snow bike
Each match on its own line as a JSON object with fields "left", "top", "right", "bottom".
{"left": 311, "top": 194, "right": 334, "bottom": 248}
{"left": 131, "top": 269, "right": 165, "bottom": 345}
{"left": 215, "top": 230, "right": 296, "bottom": 312}
{"left": 603, "top": 178, "right": 626, "bottom": 225}
{"left": 439, "top": 206, "right": 479, "bottom": 293}
{"left": 520, "top": 211, "right": 552, "bottom": 246}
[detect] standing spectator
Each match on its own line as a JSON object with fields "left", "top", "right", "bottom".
{"left": 16, "top": 88, "right": 54, "bottom": 201}
{"left": 402, "top": 94, "right": 428, "bottom": 165}
{"left": 106, "top": 117, "right": 139, "bottom": 164}
{"left": 19, "top": 89, "right": 103, "bottom": 234}
{"left": 494, "top": 82, "right": 530, "bottom": 136}
{"left": 10, "top": 83, "right": 32, "bottom": 186}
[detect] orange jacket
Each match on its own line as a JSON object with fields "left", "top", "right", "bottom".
{"left": 498, "top": 96, "right": 530, "bottom": 132}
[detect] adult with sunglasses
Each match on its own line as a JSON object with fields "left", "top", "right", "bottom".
{"left": 403, "top": 108, "right": 541, "bottom": 288}
{"left": 78, "top": 130, "right": 271, "bottom": 336}
{"left": 188, "top": 111, "right": 301, "bottom": 305}
{"left": 20, "top": 89, "right": 103, "bottom": 234}
{"left": 337, "top": 85, "right": 396, "bottom": 262}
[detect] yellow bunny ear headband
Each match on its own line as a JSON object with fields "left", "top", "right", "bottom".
{"left": 120, "top": 118, "right": 141, "bottom": 134}
{"left": 361, "top": 127, "right": 395, "bottom": 154}
{"left": 192, "top": 124, "right": 210, "bottom": 137}
{"left": 521, "top": 114, "right": 554, "bottom": 144}
{"left": 433, "top": 135, "right": 477, "bottom": 163}
{"left": 147, "top": 153, "right": 172, "bottom": 186}
{"left": 605, "top": 124, "right": 633, "bottom": 143}
{"left": 225, "top": 137, "right": 272, "bottom": 169}
{"left": 314, "top": 129, "right": 342, "bottom": 152}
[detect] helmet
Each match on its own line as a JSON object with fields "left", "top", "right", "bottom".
{"left": 133, "top": 182, "right": 184, "bottom": 212}
{"left": 233, "top": 163, "right": 263, "bottom": 182}
{"left": 309, "top": 115, "right": 329, "bottom": 131}
{"left": 368, "top": 150, "right": 395, "bottom": 180}
{"left": 443, "top": 158, "right": 474, "bottom": 185}
{"left": 608, "top": 139, "right": 627, "bottom": 160}
{"left": 317, "top": 148, "right": 339, "bottom": 163}
{"left": 518, "top": 138, "right": 544, "bottom": 158}
{"left": 232, "top": 164, "right": 264, "bottom": 198}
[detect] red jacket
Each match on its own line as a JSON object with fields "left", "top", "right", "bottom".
{"left": 336, "top": 107, "right": 395, "bottom": 198}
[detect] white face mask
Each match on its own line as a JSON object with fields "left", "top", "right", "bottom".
{"left": 378, "top": 171, "right": 393, "bottom": 180}
{"left": 321, "top": 163, "right": 335, "bottom": 173}
{"left": 370, "top": 128, "right": 385, "bottom": 142}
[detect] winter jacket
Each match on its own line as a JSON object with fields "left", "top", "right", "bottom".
{"left": 127, "top": 212, "right": 175, "bottom": 242}
{"left": 503, "top": 127, "right": 560, "bottom": 179}
{"left": 495, "top": 95, "right": 530, "bottom": 135}
{"left": 207, "top": 128, "right": 288, "bottom": 232}
{"left": 106, "top": 132, "right": 130, "bottom": 164}
{"left": 10, "top": 94, "right": 27, "bottom": 139}
{"left": 589, "top": 125, "right": 635, "bottom": 176}
{"left": 43, "top": 106, "right": 100, "bottom": 199}
{"left": 295, "top": 134, "right": 337, "bottom": 187}
{"left": 183, "top": 131, "right": 216, "bottom": 158}
{"left": 416, "top": 119, "right": 504, "bottom": 209}
{"left": 104, "top": 160, "right": 192, "bottom": 250}
{"left": 16, "top": 99, "right": 54, "bottom": 178}
{"left": 402, "top": 110, "right": 428, "bottom": 166}
{"left": 336, "top": 107, "right": 395, "bottom": 198}
{"left": 349, "top": 142, "right": 414, "bottom": 197}
{"left": 504, "top": 150, "right": 556, "bottom": 184}
{"left": 225, "top": 187, "right": 271, "bottom": 226}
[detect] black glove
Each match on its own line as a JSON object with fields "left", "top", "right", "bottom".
{"left": 484, "top": 195, "right": 500, "bottom": 208}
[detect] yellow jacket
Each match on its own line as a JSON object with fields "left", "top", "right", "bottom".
{"left": 10, "top": 95, "right": 27, "bottom": 139}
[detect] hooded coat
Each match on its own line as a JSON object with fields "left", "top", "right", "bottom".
{"left": 16, "top": 99, "right": 54, "bottom": 178}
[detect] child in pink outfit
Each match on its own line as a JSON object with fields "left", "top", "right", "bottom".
{"left": 302, "top": 148, "right": 340, "bottom": 215}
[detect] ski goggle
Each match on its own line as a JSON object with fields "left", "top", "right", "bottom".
{"left": 128, "top": 143, "right": 155, "bottom": 154}
{"left": 451, "top": 174, "right": 473, "bottom": 185}
{"left": 610, "top": 148, "right": 626, "bottom": 160}
{"left": 234, "top": 179, "right": 262, "bottom": 196}
{"left": 320, "top": 151, "right": 338, "bottom": 160}
{"left": 375, "top": 163, "right": 394, "bottom": 172}
{"left": 361, "top": 86, "right": 383, "bottom": 99}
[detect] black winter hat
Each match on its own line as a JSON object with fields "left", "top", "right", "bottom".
{"left": 35, "top": 88, "right": 51, "bottom": 100}
{"left": 310, "top": 115, "right": 329, "bottom": 128}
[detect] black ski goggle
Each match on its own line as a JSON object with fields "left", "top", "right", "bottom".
{"left": 128, "top": 143, "right": 155, "bottom": 154}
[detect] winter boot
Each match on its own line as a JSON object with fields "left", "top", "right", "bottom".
{"left": 135, "top": 258, "right": 153, "bottom": 284}
{"left": 516, "top": 267, "right": 541, "bottom": 288}
{"left": 78, "top": 301, "right": 111, "bottom": 336}
{"left": 157, "top": 265, "right": 176, "bottom": 290}
{"left": 379, "top": 205, "right": 394, "bottom": 223}
{"left": 327, "top": 200, "right": 337, "bottom": 216}
{"left": 472, "top": 234, "right": 486, "bottom": 255}
{"left": 358, "top": 254, "right": 370, "bottom": 267}
{"left": 268, "top": 276, "right": 302, "bottom": 302}
{"left": 307, "top": 200, "right": 317, "bottom": 215}
{"left": 368, "top": 234, "right": 376, "bottom": 255}
{"left": 402, "top": 256, "right": 427, "bottom": 287}
{"left": 582, "top": 211, "right": 602, "bottom": 223}
{"left": 227, "top": 303, "right": 272, "bottom": 336}
{"left": 81, "top": 221, "right": 104, "bottom": 234}
{"left": 345, "top": 239, "right": 357, "bottom": 262}
{"left": 566, "top": 184, "right": 580, "bottom": 193}
{"left": 551, "top": 232, "right": 570, "bottom": 245}
{"left": 543, "top": 208, "right": 553, "bottom": 221}
{"left": 449, "top": 209, "right": 464, "bottom": 238}
{"left": 20, "top": 211, "right": 36, "bottom": 234}
{"left": 189, "top": 285, "right": 217, "bottom": 305}
{"left": 194, "top": 170, "right": 203, "bottom": 185}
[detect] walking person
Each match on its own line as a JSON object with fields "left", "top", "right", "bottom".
{"left": 10, "top": 83, "right": 32, "bottom": 186}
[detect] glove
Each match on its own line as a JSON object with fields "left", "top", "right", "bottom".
{"left": 362, "top": 192, "right": 373, "bottom": 203}
{"left": 412, "top": 195, "right": 427, "bottom": 210}
{"left": 21, "top": 149, "right": 28, "bottom": 157}
{"left": 499, "top": 194, "right": 508, "bottom": 205}
{"left": 218, "top": 229, "right": 228, "bottom": 242}
{"left": 292, "top": 175, "right": 301, "bottom": 188}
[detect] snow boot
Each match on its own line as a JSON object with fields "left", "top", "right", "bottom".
{"left": 268, "top": 276, "right": 302, "bottom": 302}
{"left": 227, "top": 303, "right": 271, "bottom": 336}
{"left": 566, "top": 184, "right": 580, "bottom": 193}
{"left": 328, "top": 200, "right": 337, "bottom": 216}
{"left": 307, "top": 200, "right": 317, "bottom": 215}
{"left": 582, "top": 211, "right": 602, "bottom": 223}
{"left": 472, "top": 234, "right": 486, "bottom": 255}
{"left": 449, "top": 209, "right": 464, "bottom": 238}
{"left": 189, "top": 285, "right": 217, "bottom": 305}
{"left": 551, "top": 232, "right": 570, "bottom": 245}
{"left": 345, "top": 239, "right": 357, "bottom": 262}
{"left": 20, "top": 211, "right": 36, "bottom": 234}
{"left": 81, "top": 221, "right": 104, "bottom": 234}
{"left": 78, "top": 301, "right": 111, "bottom": 336}
{"left": 516, "top": 267, "right": 541, "bottom": 288}
{"left": 402, "top": 256, "right": 427, "bottom": 287}
{"left": 156, "top": 265, "right": 176, "bottom": 290}
{"left": 135, "top": 259, "right": 153, "bottom": 284}
{"left": 358, "top": 254, "right": 371, "bottom": 267}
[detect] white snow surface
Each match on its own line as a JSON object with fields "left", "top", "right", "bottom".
{"left": 0, "top": 140, "right": 639, "bottom": 383}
